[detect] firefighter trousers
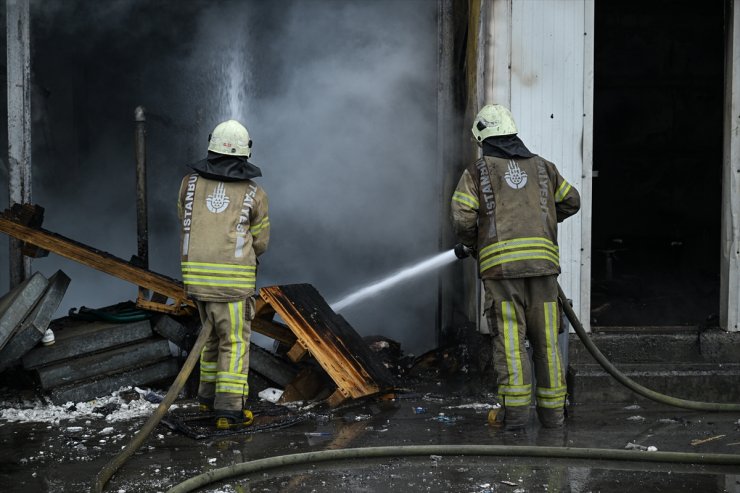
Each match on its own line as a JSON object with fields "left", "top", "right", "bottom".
{"left": 196, "top": 298, "right": 254, "bottom": 412}
{"left": 484, "top": 275, "right": 566, "bottom": 428}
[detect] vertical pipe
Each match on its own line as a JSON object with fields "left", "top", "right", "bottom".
{"left": 7, "top": 0, "right": 32, "bottom": 288}
{"left": 436, "top": 0, "right": 455, "bottom": 345}
{"left": 134, "top": 106, "right": 149, "bottom": 270}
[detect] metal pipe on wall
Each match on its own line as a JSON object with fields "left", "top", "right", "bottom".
{"left": 134, "top": 106, "right": 149, "bottom": 270}
{"left": 7, "top": 0, "right": 32, "bottom": 288}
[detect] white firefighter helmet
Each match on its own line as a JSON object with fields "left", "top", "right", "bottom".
{"left": 208, "top": 119, "right": 253, "bottom": 158}
{"left": 471, "top": 104, "right": 518, "bottom": 142}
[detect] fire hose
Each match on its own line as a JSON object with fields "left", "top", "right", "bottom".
{"left": 556, "top": 284, "right": 740, "bottom": 412}
{"left": 165, "top": 444, "right": 740, "bottom": 493}
{"left": 163, "top": 279, "right": 740, "bottom": 492}
{"left": 96, "top": 248, "right": 740, "bottom": 491}
{"left": 92, "top": 323, "right": 213, "bottom": 493}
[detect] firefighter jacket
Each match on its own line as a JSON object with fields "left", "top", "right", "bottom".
{"left": 451, "top": 155, "right": 580, "bottom": 280}
{"left": 178, "top": 173, "right": 270, "bottom": 302}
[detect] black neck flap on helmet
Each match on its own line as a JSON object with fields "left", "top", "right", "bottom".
{"left": 189, "top": 152, "right": 262, "bottom": 181}
{"left": 482, "top": 134, "right": 536, "bottom": 159}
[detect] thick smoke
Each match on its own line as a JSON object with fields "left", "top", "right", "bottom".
{"left": 3, "top": 0, "right": 439, "bottom": 354}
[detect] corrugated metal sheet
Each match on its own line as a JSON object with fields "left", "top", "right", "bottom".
{"left": 508, "top": 0, "right": 590, "bottom": 321}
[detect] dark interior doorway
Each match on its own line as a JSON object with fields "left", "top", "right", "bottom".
{"left": 592, "top": 0, "right": 725, "bottom": 327}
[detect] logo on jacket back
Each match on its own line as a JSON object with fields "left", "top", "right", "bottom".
{"left": 206, "top": 182, "right": 230, "bottom": 213}
{"left": 504, "top": 161, "right": 528, "bottom": 189}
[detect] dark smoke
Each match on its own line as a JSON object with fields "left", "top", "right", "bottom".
{"left": 2, "top": 0, "right": 439, "bottom": 354}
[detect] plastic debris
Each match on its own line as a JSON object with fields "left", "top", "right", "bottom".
{"left": 623, "top": 404, "right": 641, "bottom": 410}
{"left": 432, "top": 413, "right": 462, "bottom": 424}
{"left": 627, "top": 415, "right": 645, "bottom": 422}
{"left": 625, "top": 442, "right": 647, "bottom": 451}
{"left": 413, "top": 406, "right": 427, "bottom": 414}
{"left": 625, "top": 442, "right": 658, "bottom": 452}
{"left": 258, "top": 388, "right": 284, "bottom": 403}
{"left": 501, "top": 480, "right": 518, "bottom": 486}
{"left": 143, "top": 391, "right": 164, "bottom": 404}
{"left": 99, "top": 427, "right": 115, "bottom": 435}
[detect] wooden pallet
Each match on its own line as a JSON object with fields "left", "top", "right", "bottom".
{"left": 259, "top": 284, "right": 395, "bottom": 407}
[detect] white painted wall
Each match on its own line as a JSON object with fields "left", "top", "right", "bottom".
{"left": 722, "top": 0, "right": 740, "bottom": 332}
{"left": 486, "top": 0, "right": 594, "bottom": 329}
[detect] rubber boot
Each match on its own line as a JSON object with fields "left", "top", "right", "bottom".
{"left": 198, "top": 396, "right": 214, "bottom": 413}
{"left": 536, "top": 406, "right": 564, "bottom": 429}
{"left": 215, "top": 409, "right": 254, "bottom": 430}
{"left": 502, "top": 406, "right": 530, "bottom": 431}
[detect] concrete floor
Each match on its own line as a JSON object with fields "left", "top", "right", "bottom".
{"left": 1, "top": 387, "right": 739, "bottom": 493}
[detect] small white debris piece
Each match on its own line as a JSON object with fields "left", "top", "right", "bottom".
{"left": 627, "top": 415, "right": 645, "bottom": 422}
{"left": 625, "top": 442, "right": 648, "bottom": 451}
{"left": 207, "top": 457, "right": 217, "bottom": 465}
{"left": 429, "top": 455, "right": 442, "bottom": 461}
{"left": 99, "top": 427, "right": 115, "bottom": 435}
{"left": 658, "top": 418, "right": 678, "bottom": 424}
{"left": 479, "top": 484, "right": 490, "bottom": 489}
{"left": 66, "top": 426, "right": 83, "bottom": 433}
{"left": 258, "top": 388, "right": 284, "bottom": 403}
{"left": 370, "top": 340, "right": 390, "bottom": 350}
{"left": 514, "top": 489, "right": 526, "bottom": 493}
{"left": 501, "top": 480, "right": 518, "bottom": 486}
{"left": 624, "top": 404, "right": 641, "bottom": 410}
{"left": 647, "top": 446, "right": 658, "bottom": 452}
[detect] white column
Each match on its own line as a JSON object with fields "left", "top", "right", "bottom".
{"left": 721, "top": 0, "right": 740, "bottom": 332}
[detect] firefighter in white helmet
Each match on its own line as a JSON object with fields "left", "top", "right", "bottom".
{"left": 451, "top": 104, "right": 580, "bottom": 430}
{"left": 178, "top": 119, "right": 270, "bottom": 429}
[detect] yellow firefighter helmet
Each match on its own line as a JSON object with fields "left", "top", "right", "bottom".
{"left": 208, "top": 119, "right": 253, "bottom": 158}
{"left": 471, "top": 104, "right": 518, "bottom": 142}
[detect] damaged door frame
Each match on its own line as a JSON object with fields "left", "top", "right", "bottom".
{"left": 481, "top": 0, "right": 595, "bottom": 332}
{"left": 483, "top": 0, "right": 740, "bottom": 333}
{"left": 722, "top": 0, "right": 740, "bottom": 333}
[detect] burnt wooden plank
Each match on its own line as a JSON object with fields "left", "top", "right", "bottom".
{"left": 260, "top": 284, "right": 394, "bottom": 402}
{"left": 251, "top": 318, "right": 295, "bottom": 345}
{"left": 0, "top": 211, "right": 193, "bottom": 310}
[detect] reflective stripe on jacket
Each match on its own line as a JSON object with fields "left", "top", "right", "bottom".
{"left": 450, "top": 155, "right": 579, "bottom": 280}
{"left": 178, "top": 173, "right": 270, "bottom": 301}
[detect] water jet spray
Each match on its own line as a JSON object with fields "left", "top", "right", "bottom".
{"left": 330, "top": 247, "right": 464, "bottom": 312}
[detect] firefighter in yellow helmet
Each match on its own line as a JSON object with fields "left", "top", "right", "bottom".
{"left": 451, "top": 105, "right": 580, "bottom": 430}
{"left": 178, "top": 119, "right": 270, "bottom": 429}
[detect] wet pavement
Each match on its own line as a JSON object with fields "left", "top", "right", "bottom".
{"left": 1, "top": 388, "right": 739, "bottom": 492}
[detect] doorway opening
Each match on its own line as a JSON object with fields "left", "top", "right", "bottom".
{"left": 591, "top": 0, "right": 725, "bottom": 327}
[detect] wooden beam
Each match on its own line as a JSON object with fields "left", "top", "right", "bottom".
{"left": 0, "top": 213, "right": 192, "bottom": 306}
{"left": 251, "top": 318, "right": 296, "bottom": 346}
{"left": 286, "top": 341, "right": 308, "bottom": 363}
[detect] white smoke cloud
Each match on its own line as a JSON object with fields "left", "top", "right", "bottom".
{"left": 5, "top": 0, "right": 440, "bottom": 354}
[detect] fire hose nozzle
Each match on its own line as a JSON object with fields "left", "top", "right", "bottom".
{"left": 454, "top": 243, "right": 475, "bottom": 259}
